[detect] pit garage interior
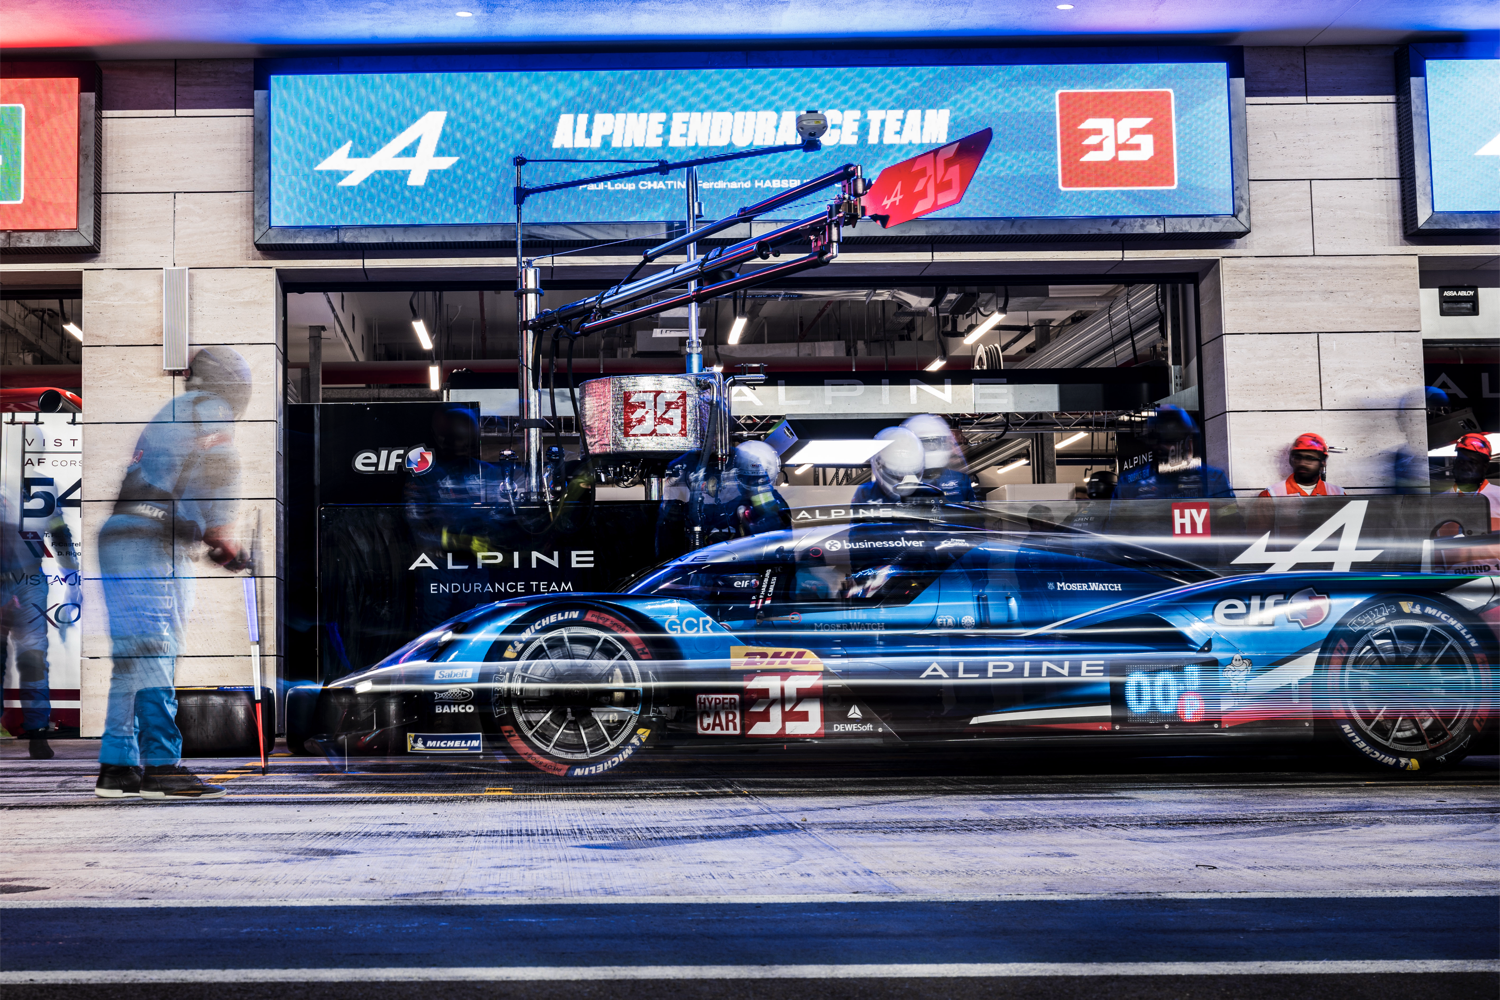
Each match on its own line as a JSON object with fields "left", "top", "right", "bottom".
{"left": 284, "top": 275, "right": 1201, "bottom": 500}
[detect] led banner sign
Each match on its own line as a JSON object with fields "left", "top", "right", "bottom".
{"left": 1398, "top": 45, "right": 1500, "bottom": 234}
{"left": 0, "top": 62, "right": 100, "bottom": 253}
{"left": 257, "top": 50, "right": 1246, "bottom": 246}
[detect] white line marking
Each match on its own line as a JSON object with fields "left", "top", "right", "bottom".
{"left": 970, "top": 704, "right": 1111, "bottom": 725}
{"left": 12, "top": 961, "right": 1499, "bottom": 983}
{"left": 6, "top": 889, "right": 1497, "bottom": 909}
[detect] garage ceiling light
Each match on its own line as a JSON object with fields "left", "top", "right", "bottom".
{"left": 995, "top": 457, "right": 1029, "bottom": 475}
{"left": 962, "top": 311, "right": 1006, "bottom": 345}
{"left": 412, "top": 319, "right": 434, "bottom": 351}
{"left": 785, "top": 439, "right": 894, "bottom": 466}
{"left": 428, "top": 365, "right": 441, "bottom": 391}
{"left": 63, "top": 322, "right": 83, "bottom": 341}
{"left": 728, "top": 315, "right": 748, "bottom": 345}
{"left": 1058, "top": 431, "right": 1088, "bottom": 449}
{"left": 924, "top": 357, "right": 946, "bottom": 372}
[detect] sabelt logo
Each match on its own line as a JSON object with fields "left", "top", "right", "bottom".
{"left": 730, "top": 646, "right": 823, "bottom": 671}
{"left": 1056, "top": 89, "right": 1177, "bottom": 191}
{"left": 352, "top": 445, "right": 428, "bottom": 475}
{"left": 433, "top": 667, "right": 477, "bottom": 682}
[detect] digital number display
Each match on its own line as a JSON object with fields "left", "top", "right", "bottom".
{"left": 1123, "top": 663, "right": 1211, "bottom": 724}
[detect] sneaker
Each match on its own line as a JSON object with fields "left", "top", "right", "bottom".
{"left": 140, "top": 764, "right": 226, "bottom": 800}
{"left": 95, "top": 764, "right": 144, "bottom": 798}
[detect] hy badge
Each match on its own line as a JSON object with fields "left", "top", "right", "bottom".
{"left": 316, "top": 112, "right": 459, "bottom": 187}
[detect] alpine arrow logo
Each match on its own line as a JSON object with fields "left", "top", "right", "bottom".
{"left": 315, "top": 111, "right": 459, "bottom": 186}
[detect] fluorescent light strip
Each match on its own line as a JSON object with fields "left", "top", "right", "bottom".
{"left": 63, "top": 322, "right": 83, "bottom": 341}
{"left": 412, "top": 319, "right": 434, "bottom": 351}
{"left": 787, "top": 439, "right": 894, "bottom": 466}
{"left": 428, "top": 365, "right": 441, "bottom": 391}
{"left": 962, "top": 311, "right": 1006, "bottom": 345}
{"left": 795, "top": 464, "right": 813, "bottom": 474}
{"left": 1058, "top": 431, "right": 1088, "bottom": 449}
{"left": 995, "top": 457, "right": 1029, "bottom": 475}
{"left": 727, "top": 316, "right": 747, "bottom": 345}
{"left": 924, "top": 357, "right": 946, "bottom": 372}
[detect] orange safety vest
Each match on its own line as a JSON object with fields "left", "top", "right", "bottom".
{"left": 1446, "top": 481, "right": 1500, "bottom": 532}
{"left": 1259, "top": 475, "right": 1345, "bottom": 498}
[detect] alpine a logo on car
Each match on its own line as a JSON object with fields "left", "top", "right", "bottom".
{"left": 405, "top": 445, "right": 434, "bottom": 475}
{"left": 1212, "top": 588, "right": 1330, "bottom": 629}
{"left": 1231, "top": 500, "right": 1382, "bottom": 573}
{"left": 432, "top": 667, "right": 477, "bottom": 682}
{"left": 316, "top": 111, "right": 459, "bottom": 186}
{"left": 406, "top": 732, "right": 482, "bottom": 753}
{"left": 696, "top": 694, "right": 741, "bottom": 735}
{"left": 731, "top": 646, "right": 823, "bottom": 671}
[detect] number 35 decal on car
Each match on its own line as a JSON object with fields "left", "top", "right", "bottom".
{"left": 744, "top": 673, "right": 824, "bottom": 738}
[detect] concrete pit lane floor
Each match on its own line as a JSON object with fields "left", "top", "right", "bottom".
{"left": 1, "top": 738, "right": 1496, "bottom": 1000}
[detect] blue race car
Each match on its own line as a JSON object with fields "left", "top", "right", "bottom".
{"left": 315, "top": 510, "right": 1498, "bottom": 775}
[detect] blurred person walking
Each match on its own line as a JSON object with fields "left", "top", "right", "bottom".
{"left": 95, "top": 348, "right": 252, "bottom": 800}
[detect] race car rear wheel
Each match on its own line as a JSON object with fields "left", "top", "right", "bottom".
{"left": 1322, "top": 597, "right": 1490, "bottom": 772}
{"left": 490, "top": 610, "right": 658, "bottom": 777}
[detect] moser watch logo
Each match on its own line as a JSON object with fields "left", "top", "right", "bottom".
{"left": 352, "top": 445, "right": 430, "bottom": 474}
{"left": 1056, "top": 89, "right": 1177, "bottom": 191}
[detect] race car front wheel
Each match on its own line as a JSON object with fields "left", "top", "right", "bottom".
{"left": 1322, "top": 597, "right": 1490, "bottom": 772}
{"left": 490, "top": 610, "right": 658, "bottom": 777}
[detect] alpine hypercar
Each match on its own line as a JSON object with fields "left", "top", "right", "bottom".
{"left": 312, "top": 511, "right": 1498, "bottom": 775}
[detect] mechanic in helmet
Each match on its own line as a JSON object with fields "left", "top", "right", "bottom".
{"left": 1446, "top": 433, "right": 1500, "bottom": 531}
{"left": 899, "top": 414, "right": 977, "bottom": 502}
{"left": 1115, "top": 405, "right": 1233, "bottom": 500}
{"left": 1259, "top": 432, "right": 1345, "bottom": 497}
{"left": 95, "top": 347, "right": 253, "bottom": 801}
{"left": 851, "top": 427, "right": 944, "bottom": 503}
{"left": 656, "top": 440, "right": 791, "bottom": 555}
{"left": 1085, "top": 470, "right": 1117, "bottom": 500}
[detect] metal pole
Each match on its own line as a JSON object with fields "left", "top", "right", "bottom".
{"left": 518, "top": 265, "right": 543, "bottom": 497}
{"left": 684, "top": 166, "right": 702, "bottom": 374}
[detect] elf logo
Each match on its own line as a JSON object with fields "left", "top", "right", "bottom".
{"left": 1213, "top": 588, "right": 1330, "bottom": 629}
{"left": 315, "top": 112, "right": 458, "bottom": 187}
{"left": 352, "top": 445, "right": 431, "bottom": 474}
{"left": 1056, "top": 90, "right": 1177, "bottom": 191}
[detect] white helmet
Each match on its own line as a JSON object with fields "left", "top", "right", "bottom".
{"left": 871, "top": 427, "right": 927, "bottom": 500}
{"left": 734, "top": 440, "right": 781, "bottom": 486}
{"left": 901, "top": 413, "right": 957, "bottom": 472}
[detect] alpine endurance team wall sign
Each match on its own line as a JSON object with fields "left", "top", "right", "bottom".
{"left": 1398, "top": 44, "right": 1500, "bottom": 234}
{"left": 256, "top": 48, "right": 1246, "bottom": 247}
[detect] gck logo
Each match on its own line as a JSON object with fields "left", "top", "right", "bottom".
{"left": 316, "top": 112, "right": 459, "bottom": 186}
{"left": 1056, "top": 90, "right": 1177, "bottom": 191}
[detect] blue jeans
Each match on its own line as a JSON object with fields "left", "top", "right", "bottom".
{"left": 2, "top": 576, "right": 51, "bottom": 732}
{"left": 98, "top": 517, "right": 194, "bottom": 767}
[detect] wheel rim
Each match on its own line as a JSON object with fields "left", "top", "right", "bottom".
{"left": 1337, "top": 618, "right": 1479, "bottom": 755}
{"left": 506, "top": 626, "right": 644, "bottom": 761}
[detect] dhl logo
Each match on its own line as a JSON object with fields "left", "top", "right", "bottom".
{"left": 730, "top": 646, "right": 823, "bottom": 672}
